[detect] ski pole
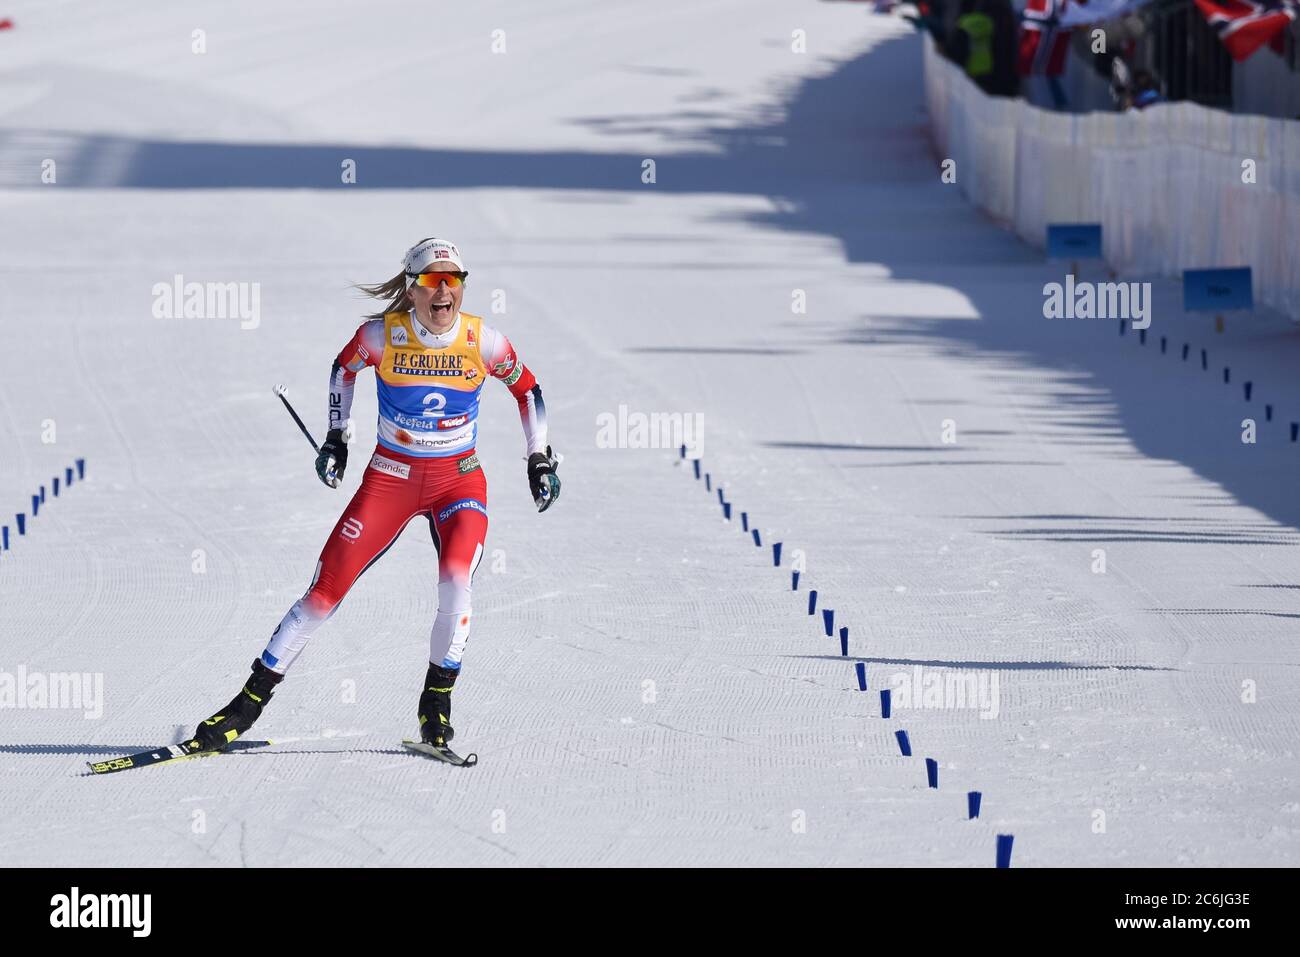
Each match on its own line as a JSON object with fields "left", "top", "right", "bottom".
{"left": 273, "top": 384, "right": 320, "bottom": 454}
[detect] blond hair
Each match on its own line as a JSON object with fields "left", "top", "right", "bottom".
{"left": 354, "top": 270, "right": 409, "bottom": 320}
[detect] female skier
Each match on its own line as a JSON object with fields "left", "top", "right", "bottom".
{"left": 189, "top": 237, "right": 560, "bottom": 759}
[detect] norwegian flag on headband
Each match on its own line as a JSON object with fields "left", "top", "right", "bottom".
{"left": 1018, "top": 0, "right": 1074, "bottom": 76}
{"left": 1194, "top": 0, "right": 1297, "bottom": 61}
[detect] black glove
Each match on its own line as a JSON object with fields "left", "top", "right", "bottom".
{"left": 315, "top": 429, "right": 348, "bottom": 488}
{"left": 527, "top": 446, "right": 561, "bottom": 512}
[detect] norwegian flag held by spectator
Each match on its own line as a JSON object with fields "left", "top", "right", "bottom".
{"left": 1193, "top": 0, "right": 1298, "bottom": 61}
{"left": 1018, "top": 0, "right": 1074, "bottom": 76}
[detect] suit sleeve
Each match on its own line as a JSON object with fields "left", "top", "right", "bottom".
{"left": 328, "top": 320, "right": 384, "bottom": 436}
{"left": 481, "top": 322, "right": 548, "bottom": 456}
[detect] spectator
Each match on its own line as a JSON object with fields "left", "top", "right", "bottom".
{"left": 945, "top": 0, "right": 1019, "bottom": 98}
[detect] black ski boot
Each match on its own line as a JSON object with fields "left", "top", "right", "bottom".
{"left": 418, "top": 663, "right": 459, "bottom": 747}
{"left": 189, "top": 659, "right": 284, "bottom": 752}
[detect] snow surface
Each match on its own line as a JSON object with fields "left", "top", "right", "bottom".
{"left": 1, "top": 0, "right": 1298, "bottom": 867}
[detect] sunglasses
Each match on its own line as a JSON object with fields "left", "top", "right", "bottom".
{"left": 409, "top": 270, "right": 469, "bottom": 289}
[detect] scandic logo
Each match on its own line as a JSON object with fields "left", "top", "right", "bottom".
{"left": 368, "top": 454, "right": 410, "bottom": 479}
{"left": 50, "top": 887, "right": 152, "bottom": 937}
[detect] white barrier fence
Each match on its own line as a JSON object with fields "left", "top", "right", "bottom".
{"left": 922, "top": 37, "right": 1300, "bottom": 321}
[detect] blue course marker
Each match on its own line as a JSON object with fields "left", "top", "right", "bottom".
{"left": 741, "top": 512, "right": 749, "bottom": 532}
{"left": 679, "top": 444, "right": 686, "bottom": 459}
{"left": 839, "top": 627, "right": 848, "bottom": 657}
{"left": 792, "top": 570, "right": 800, "bottom": 591}
{"left": 1046, "top": 223, "right": 1102, "bottom": 260}
{"left": 1244, "top": 381, "right": 1253, "bottom": 401}
{"left": 1223, "top": 367, "right": 1230, "bottom": 384}
{"left": 1160, "top": 336, "right": 1167, "bottom": 354}
{"left": 1265, "top": 404, "right": 1273, "bottom": 422}
{"left": 1183, "top": 266, "right": 1253, "bottom": 312}
{"left": 968, "top": 791, "right": 982, "bottom": 819}
{"left": 855, "top": 662, "right": 867, "bottom": 691}
{"left": 76, "top": 458, "right": 85, "bottom": 479}
{"left": 692, "top": 460, "right": 700, "bottom": 480}
{"left": 722, "top": 502, "right": 731, "bottom": 520}
{"left": 807, "top": 590, "right": 817, "bottom": 615}
{"left": 66, "top": 467, "right": 74, "bottom": 486}
{"left": 716, "top": 487, "right": 724, "bottom": 505}
{"left": 926, "top": 758, "right": 939, "bottom": 789}
{"left": 880, "top": 689, "right": 892, "bottom": 718}
{"left": 39, "top": 485, "right": 46, "bottom": 504}
{"left": 53, "top": 477, "right": 60, "bottom": 497}
{"left": 1201, "top": 349, "right": 1208, "bottom": 371}
{"left": 2, "top": 526, "right": 8, "bottom": 551}
{"left": 32, "top": 495, "right": 40, "bottom": 517}
{"left": 772, "top": 542, "right": 782, "bottom": 566}
{"left": 996, "top": 835, "right": 1015, "bottom": 869}
{"left": 895, "top": 729, "right": 911, "bottom": 756}
{"left": 705, "top": 473, "right": 711, "bottom": 492}
{"left": 751, "top": 529, "right": 761, "bottom": 547}
{"left": 16, "top": 513, "right": 26, "bottom": 535}
{"left": 1292, "top": 423, "right": 1299, "bottom": 443}
{"left": 1119, "top": 319, "right": 1126, "bottom": 336}
{"left": 1181, "top": 343, "right": 1189, "bottom": 361}
{"left": 822, "top": 608, "right": 834, "bottom": 637}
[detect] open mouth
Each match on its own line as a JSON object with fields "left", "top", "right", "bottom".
{"left": 431, "top": 301, "right": 454, "bottom": 314}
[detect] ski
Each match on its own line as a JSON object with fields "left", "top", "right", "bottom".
{"left": 86, "top": 739, "right": 272, "bottom": 775}
{"left": 401, "top": 739, "right": 478, "bottom": 767}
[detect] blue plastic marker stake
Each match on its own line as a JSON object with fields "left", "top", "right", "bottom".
{"left": 772, "top": 542, "right": 781, "bottom": 566}
{"left": 1119, "top": 319, "right": 1126, "bottom": 336}
{"left": 1292, "top": 423, "right": 1299, "bottom": 443}
{"left": 1160, "top": 336, "right": 1167, "bottom": 354}
{"left": 16, "top": 513, "right": 26, "bottom": 535}
{"left": 855, "top": 662, "right": 867, "bottom": 691}
{"left": 692, "top": 460, "right": 700, "bottom": 480}
{"left": 32, "top": 495, "right": 40, "bottom": 517}
{"left": 895, "top": 729, "right": 911, "bottom": 756}
{"left": 996, "top": 835, "right": 1014, "bottom": 868}
{"left": 807, "top": 590, "right": 817, "bottom": 615}
{"left": 716, "top": 487, "right": 724, "bottom": 505}
{"left": 705, "top": 473, "right": 711, "bottom": 492}
{"left": 839, "top": 627, "right": 848, "bottom": 657}
{"left": 822, "top": 608, "right": 834, "bottom": 637}
{"left": 880, "top": 689, "right": 892, "bottom": 718}
{"left": 1139, "top": 329, "right": 1146, "bottom": 345}
{"left": 1265, "top": 404, "right": 1273, "bottom": 422}
{"left": 53, "top": 477, "right": 60, "bottom": 497}
{"left": 792, "top": 570, "right": 800, "bottom": 591}
{"left": 1201, "top": 349, "right": 1208, "bottom": 371}
{"left": 968, "top": 791, "right": 982, "bottom": 819}
{"left": 1181, "top": 343, "right": 1189, "bottom": 361}
{"left": 1223, "top": 367, "right": 1230, "bottom": 384}
{"left": 39, "top": 485, "right": 45, "bottom": 504}
{"left": 741, "top": 512, "right": 748, "bottom": 532}
{"left": 925, "top": 758, "right": 939, "bottom": 788}
{"left": 752, "top": 528, "right": 761, "bottom": 547}
{"left": 66, "top": 467, "right": 73, "bottom": 486}
{"left": 1244, "top": 381, "right": 1253, "bottom": 401}
{"left": 2, "top": 526, "right": 8, "bottom": 550}
{"left": 679, "top": 444, "right": 686, "bottom": 459}
{"left": 77, "top": 458, "right": 85, "bottom": 479}
{"left": 722, "top": 502, "right": 731, "bottom": 520}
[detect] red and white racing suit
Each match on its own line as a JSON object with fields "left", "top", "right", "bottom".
{"left": 261, "top": 309, "right": 547, "bottom": 675}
